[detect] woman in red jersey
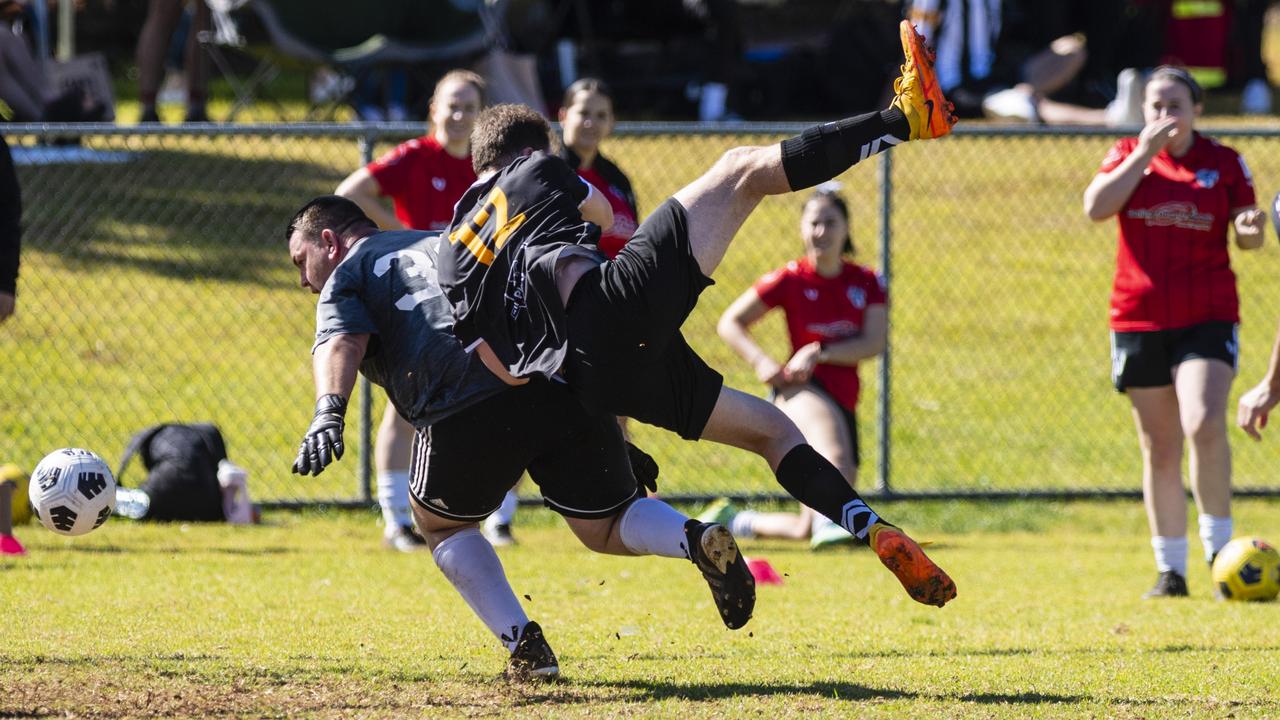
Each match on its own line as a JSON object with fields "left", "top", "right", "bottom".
{"left": 337, "top": 69, "right": 486, "bottom": 232}
{"left": 335, "top": 69, "right": 486, "bottom": 552}
{"left": 708, "top": 188, "right": 887, "bottom": 549}
{"left": 1083, "top": 66, "right": 1267, "bottom": 599}
{"left": 557, "top": 78, "right": 639, "bottom": 259}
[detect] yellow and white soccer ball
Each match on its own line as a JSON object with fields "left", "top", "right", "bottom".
{"left": 1211, "top": 537, "right": 1280, "bottom": 602}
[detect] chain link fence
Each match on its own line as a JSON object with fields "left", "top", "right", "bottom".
{"left": 3, "top": 123, "right": 1279, "bottom": 506}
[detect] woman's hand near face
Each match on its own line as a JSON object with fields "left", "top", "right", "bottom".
{"left": 1136, "top": 116, "right": 1180, "bottom": 158}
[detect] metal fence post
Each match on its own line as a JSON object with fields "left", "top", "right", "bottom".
{"left": 877, "top": 148, "right": 892, "bottom": 495}
{"left": 357, "top": 133, "right": 375, "bottom": 505}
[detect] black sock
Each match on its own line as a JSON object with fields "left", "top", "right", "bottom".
{"left": 774, "top": 444, "right": 881, "bottom": 540}
{"left": 780, "top": 108, "right": 910, "bottom": 191}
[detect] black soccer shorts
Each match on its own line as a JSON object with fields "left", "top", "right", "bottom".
{"left": 408, "top": 377, "right": 641, "bottom": 521}
{"left": 563, "top": 198, "right": 724, "bottom": 440}
{"left": 1110, "top": 321, "right": 1239, "bottom": 392}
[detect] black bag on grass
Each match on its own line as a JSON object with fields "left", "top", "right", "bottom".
{"left": 115, "top": 423, "right": 228, "bottom": 522}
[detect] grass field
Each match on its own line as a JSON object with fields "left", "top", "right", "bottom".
{"left": 3, "top": 499, "right": 1280, "bottom": 718}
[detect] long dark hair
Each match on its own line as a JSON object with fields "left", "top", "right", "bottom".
{"left": 805, "top": 186, "right": 853, "bottom": 256}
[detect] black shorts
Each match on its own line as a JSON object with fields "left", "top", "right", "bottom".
{"left": 408, "top": 378, "right": 640, "bottom": 521}
{"left": 769, "top": 379, "right": 860, "bottom": 468}
{"left": 564, "top": 198, "right": 724, "bottom": 439}
{"left": 1110, "top": 321, "right": 1239, "bottom": 392}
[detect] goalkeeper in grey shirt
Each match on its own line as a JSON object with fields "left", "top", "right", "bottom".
{"left": 285, "top": 195, "right": 755, "bottom": 680}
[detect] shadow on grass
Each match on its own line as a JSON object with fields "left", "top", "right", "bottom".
{"left": 47, "top": 545, "right": 295, "bottom": 556}
{"left": 17, "top": 138, "right": 352, "bottom": 286}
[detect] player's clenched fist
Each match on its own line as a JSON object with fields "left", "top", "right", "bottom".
{"left": 293, "top": 394, "right": 348, "bottom": 475}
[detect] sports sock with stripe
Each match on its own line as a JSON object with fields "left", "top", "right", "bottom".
{"left": 780, "top": 108, "right": 910, "bottom": 191}
{"left": 431, "top": 527, "right": 530, "bottom": 653}
{"left": 773, "top": 444, "right": 880, "bottom": 540}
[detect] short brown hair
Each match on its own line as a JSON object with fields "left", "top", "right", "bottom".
{"left": 470, "top": 103, "right": 553, "bottom": 174}
{"left": 286, "top": 195, "right": 375, "bottom": 244}
{"left": 432, "top": 69, "right": 487, "bottom": 107}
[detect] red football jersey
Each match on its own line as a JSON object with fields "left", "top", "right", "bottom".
{"left": 753, "top": 258, "right": 887, "bottom": 411}
{"left": 366, "top": 135, "right": 476, "bottom": 231}
{"left": 1097, "top": 133, "right": 1255, "bottom": 331}
{"left": 579, "top": 165, "right": 638, "bottom": 259}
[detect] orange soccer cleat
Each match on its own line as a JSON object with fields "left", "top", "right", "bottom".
{"left": 890, "top": 20, "right": 957, "bottom": 140}
{"left": 870, "top": 523, "right": 957, "bottom": 607}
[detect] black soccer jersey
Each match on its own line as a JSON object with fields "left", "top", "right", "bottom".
{"left": 437, "top": 151, "right": 605, "bottom": 378}
{"left": 314, "top": 230, "right": 508, "bottom": 428}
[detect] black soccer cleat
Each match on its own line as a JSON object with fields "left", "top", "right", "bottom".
{"left": 506, "top": 621, "right": 559, "bottom": 680}
{"left": 1142, "top": 570, "right": 1189, "bottom": 599}
{"left": 684, "top": 520, "right": 755, "bottom": 630}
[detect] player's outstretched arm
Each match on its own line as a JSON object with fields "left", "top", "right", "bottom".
{"left": 1239, "top": 319, "right": 1280, "bottom": 440}
{"left": 293, "top": 333, "right": 370, "bottom": 475}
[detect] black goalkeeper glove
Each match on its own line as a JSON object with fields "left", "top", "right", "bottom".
{"left": 627, "top": 441, "right": 659, "bottom": 494}
{"left": 292, "top": 394, "right": 348, "bottom": 476}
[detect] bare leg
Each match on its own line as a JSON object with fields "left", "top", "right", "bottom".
{"left": 184, "top": 0, "right": 211, "bottom": 116}
{"left": 1173, "top": 359, "right": 1234, "bottom": 518}
{"left": 136, "top": 0, "right": 184, "bottom": 115}
{"left": 1022, "top": 35, "right": 1087, "bottom": 96}
{"left": 1128, "top": 386, "right": 1186, "bottom": 539}
{"left": 744, "top": 386, "right": 858, "bottom": 541}
{"left": 375, "top": 405, "right": 414, "bottom": 476}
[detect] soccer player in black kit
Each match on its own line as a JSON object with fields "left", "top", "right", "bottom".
{"left": 439, "top": 22, "right": 959, "bottom": 608}
{"left": 287, "top": 196, "right": 755, "bottom": 680}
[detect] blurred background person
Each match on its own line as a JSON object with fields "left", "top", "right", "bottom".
{"left": 1083, "top": 66, "right": 1266, "bottom": 599}
{"left": 1236, "top": 193, "right": 1280, "bottom": 437}
{"left": 335, "top": 69, "right": 485, "bottom": 551}
{"left": 704, "top": 187, "right": 886, "bottom": 549}
{"left": 0, "top": 0, "right": 105, "bottom": 122}
{"left": 135, "top": 0, "right": 209, "bottom": 122}
{"left": 556, "top": 79, "right": 637, "bottom": 261}
{"left": 0, "top": 464, "right": 28, "bottom": 556}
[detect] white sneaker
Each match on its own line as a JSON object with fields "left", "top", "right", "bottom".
{"left": 483, "top": 515, "right": 516, "bottom": 547}
{"left": 1105, "top": 68, "right": 1145, "bottom": 127}
{"left": 383, "top": 524, "right": 429, "bottom": 552}
{"left": 982, "top": 87, "right": 1038, "bottom": 122}
{"left": 1241, "top": 78, "right": 1272, "bottom": 115}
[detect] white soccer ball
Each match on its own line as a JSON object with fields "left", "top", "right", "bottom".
{"left": 28, "top": 448, "right": 116, "bottom": 536}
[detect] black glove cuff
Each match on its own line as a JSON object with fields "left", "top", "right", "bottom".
{"left": 315, "top": 394, "right": 348, "bottom": 417}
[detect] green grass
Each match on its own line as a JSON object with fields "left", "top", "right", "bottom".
{"left": 3, "top": 127, "right": 1280, "bottom": 501}
{"left": 4, "top": 499, "right": 1280, "bottom": 718}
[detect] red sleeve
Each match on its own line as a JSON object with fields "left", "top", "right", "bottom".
{"left": 366, "top": 141, "right": 419, "bottom": 198}
{"left": 1223, "top": 147, "right": 1257, "bottom": 210}
{"left": 1098, "top": 138, "right": 1135, "bottom": 174}
{"left": 866, "top": 270, "right": 887, "bottom": 306}
{"left": 753, "top": 266, "right": 788, "bottom": 308}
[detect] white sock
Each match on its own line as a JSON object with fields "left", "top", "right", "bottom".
{"left": 729, "top": 510, "right": 758, "bottom": 539}
{"left": 1151, "top": 536, "right": 1188, "bottom": 576}
{"left": 431, "top": 528, "right": 529, "bottom": 652}
{"left": 491, "top": 489, "right": 519, "bottom": 527}
{"left": 1198, "top": 514, "right": 1233, "bottom": 561}
{"left": 618, "top": 498, "right": 691, "bottom": 558}
{"left": 376, "top": 471, "right": 412, "bottom": 534}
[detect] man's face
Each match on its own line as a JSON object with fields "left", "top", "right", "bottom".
{"left": 288, "top": 229, "right": 341, "bottom": 294}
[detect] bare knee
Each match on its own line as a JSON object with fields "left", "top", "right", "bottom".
{"left": 411, "top": 502, "right": 475, "bottom": 552}
{"left": 711, "top": 145, "right": 777, "bottom": 195}
{"left": 1183, "top": 412, "right": 1227, "bottom": 449}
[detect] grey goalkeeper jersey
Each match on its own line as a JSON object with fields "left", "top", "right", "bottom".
{"left": 314, "top": 230, "right": 508, "bottom": 428}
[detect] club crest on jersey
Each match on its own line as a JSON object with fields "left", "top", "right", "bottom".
{"left": 804, "top": 288, "right": 819, "bottom": 301}
{"left": 847, "top": 287, "right": 866, "bottom": 309}
{"left": 432, "top": 177, "right": 447, "bottom": 191}
{"left": 1195, "top": 169, "right": 1219, "bottom": 189}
